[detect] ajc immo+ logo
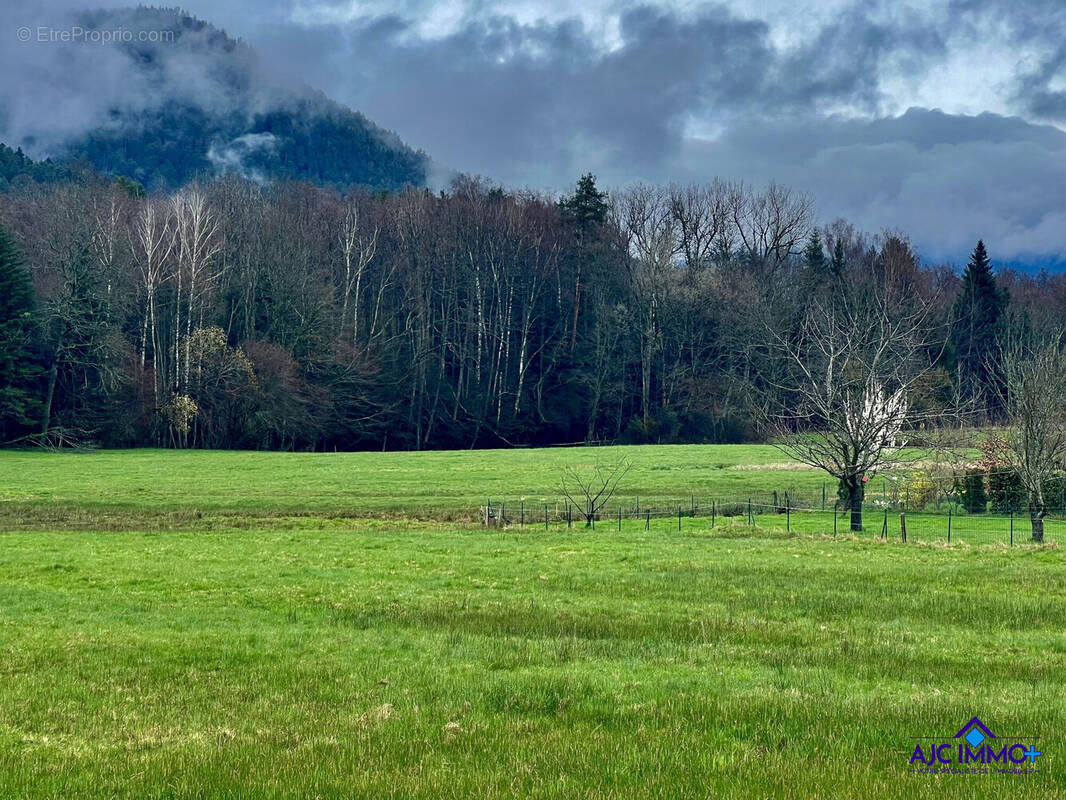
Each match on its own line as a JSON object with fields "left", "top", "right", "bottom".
{"left": 909, "top": 717, "right": 1042, "bottom": 776}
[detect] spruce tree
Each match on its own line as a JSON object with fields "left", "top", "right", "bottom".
{"left": 560, "top": 173, "right": 609, "bottom": 228}
{"left": 803, "top": 230, "right": 826, "bottom": 272}
{"left": 951, "top": 240, "right": 1008, "bottom": 418}
{"left": 0, "top": 224, "right": 40, "bottom": 440}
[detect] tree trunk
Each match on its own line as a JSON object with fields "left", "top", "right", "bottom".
{"left": 1030, "top": 510, "right": 1045, "bottom": 543}
{"left": 570, "top": 270, "right": 581, "bottom": 352}
{"left": 845, "top": 478, "right": 864, "bottom": 532}
{"left": 41, "top": 359, "right": 59, "bottom": 436}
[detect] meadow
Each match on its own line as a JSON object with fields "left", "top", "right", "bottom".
{"left": 0, "top": 446, "right": 1063, "bottom": 798}
{"left": 0, "top": 445, "right": 831, "bottom": 528}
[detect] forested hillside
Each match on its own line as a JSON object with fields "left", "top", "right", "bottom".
{"left": 0, "top": 144, "right": 74, "bottom": 189}
{"left": 0, "top": 8, "right": 427, "bottom": 191}
{"left": 0, "top": 170, "right": 1058, "bottom": 451}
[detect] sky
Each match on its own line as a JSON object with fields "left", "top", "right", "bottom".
{"left": 4, "top": 0, "right": 1066, "bottom": 266}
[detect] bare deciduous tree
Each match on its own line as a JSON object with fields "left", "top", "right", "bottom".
{"left": 561, "top": 457, "right": 632, "bottom": 528}
{"left": 767, "top": 288, "right": 943, "bottom": 531}
{"left": 338, "top": 199, "right": 378, "bottom": 342}
{"left": 172, "top": 187, "right": 223, "bottom": 391}
{"left": 668, "top": 180, "right": 728, "bottom": 271}
{"left": 130, "top": 197, "right": 175, "bottom": 401}
{"left": 614, "top": 184, "right": 676, "bottom": 432}
{"left": 997, "top": 341, "right": 1066, "bottom": 542}
{"left": 728, "top": 181, "right": 814, "bottom": 270}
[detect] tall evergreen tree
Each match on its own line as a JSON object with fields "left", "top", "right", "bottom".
{"left": 803, "top": 230, "right": 826, "bottom": 272}
{"left": 0, "top": 225, "right": 40, "bottom": 440}
{"left": 951, "top": 240, "right": 1008, "bottom": 418}
{"left": 558, "top": 174, "right": 613, "bottom": 356}
{"left": 560, "top": 173, "right": 609, "bottom": 228}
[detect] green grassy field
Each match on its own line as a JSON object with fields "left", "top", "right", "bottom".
{"left": 0, "top": 445, "right": 830, "bottom": 527}
{"left": 1, "top": 447, "right": 1063, "bottom": 798}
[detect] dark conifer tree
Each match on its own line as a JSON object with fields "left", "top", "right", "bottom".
{"left": 0, "top": 225, "right": 40, "bottom": 439}
{"left": 951, "top": 240, "right": 1008, "bottom": 418}
{"left": 803, "top": 230, "right": 826, "bottom": 272}
{"left": 560, "top": 173, "right": 609, "bottom": 228}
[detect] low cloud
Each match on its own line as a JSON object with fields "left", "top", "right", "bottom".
{"left": 206, "top": 132, "right": 278, "bottom": 183}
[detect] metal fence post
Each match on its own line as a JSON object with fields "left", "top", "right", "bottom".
{"left": 645, "top": 509, "right": 650, "bottom": 531}
{"left": 618, "top": 506, "right": 622, "bottom": 531}
{"left": 900, "top": 511, "right": 907, "bottom": 543}
{"left": 947, "top": 508, "right": 951, "bottom": 543}
{"left": 748, "top": 498, "right": 753, "bottom": 527}
{"left": 1010, "top": 512, "right": 1014, "bottom": 547}
{"left": 786, "top": 492, "right": 791, "bottom": 533}
{"left": 567, "top": 504, "right": 571, "bottom": 529}
{"left": 520, "top": 501, "right": 524, "bottom": 527}
{"left": 678, "top": 506, "right": 682, "bottom": 532}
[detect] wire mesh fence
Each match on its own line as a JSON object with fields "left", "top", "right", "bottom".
{"left": 479, "top": 495, "right": 1063, "bottom": 546}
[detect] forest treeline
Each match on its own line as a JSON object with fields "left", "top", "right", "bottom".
{"left": 0, "top": 172, "right": 1061, "bottom": 451}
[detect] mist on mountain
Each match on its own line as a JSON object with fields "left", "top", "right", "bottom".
{"left": 0, "top": 6, "right": 428, "bottom": 190}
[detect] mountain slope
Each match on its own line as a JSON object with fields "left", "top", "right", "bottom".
{"left": 1, "top": 7, "right": 427, "bottom": 191}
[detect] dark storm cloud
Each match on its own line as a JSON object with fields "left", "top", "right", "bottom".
{"left": 301, "top": 6, "right": 776, "bottom": 184}
{"left": 1017, "top": 45, "right": 1066, "bottom": 123}
{"left": 675, "top": 110, "right": 1066, "bottom": 262}
{"left": 255, "top": 4, "right": 952, "bottom": 185}
{"left": 947, "top": 0, "right": 1066, "bottom": 124}
{"left": 774, "top": 6, "right": 947, "bottom": 115}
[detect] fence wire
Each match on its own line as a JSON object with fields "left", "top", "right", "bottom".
{"left": 479, "top": 495, "right": 1063, "bottom": 545}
